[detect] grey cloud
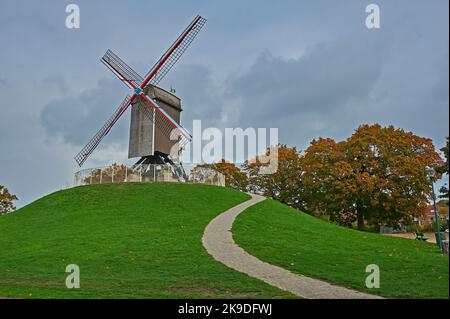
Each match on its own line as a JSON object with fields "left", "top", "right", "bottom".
{"left": 231, "top": 35, "right": 388, "bottom": 122}
{"left": 430, "top": 54, "right": 449, "bottom": 103}
{"left": 160, "top": 64, "right": 231, "bottom": 130}
{"left": 40, "top": 77, "right": 130, "bottom": 147}
{"left": 42, "top": 75, "right": 71, "bottom": 95}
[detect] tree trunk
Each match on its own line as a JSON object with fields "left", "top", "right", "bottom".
{"left": 357, "top": 210, "right": 365, "bottom": 230}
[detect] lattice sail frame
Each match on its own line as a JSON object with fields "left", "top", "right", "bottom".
{"left": 145, "top": 16, "right": 207, "bottom": 87}
{"left": 101, "top": 50, "right": 144, "bottom": 88}
{"left": 74, "top": 95, "right": 134, "bottom": 166}
{"left": 136, "top": 93, "right": 192, "bottom": 148}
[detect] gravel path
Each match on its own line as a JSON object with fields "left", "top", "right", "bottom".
{"left": 202, "top": 193, "right": 383, "bottom": 299}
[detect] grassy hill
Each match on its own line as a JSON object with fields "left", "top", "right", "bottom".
{"left": 1, "top": 183, "right": 447, "bottom": 299}
{"left": 233, "top": 199, "right": 449, "bottom": 299}
{"left": 0, "top": 183, "right": 292, "bottom": 298}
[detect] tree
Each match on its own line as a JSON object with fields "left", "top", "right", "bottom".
{"left": 243, "top": 145, "right": 305, "bottom": 209}
{"left": 300, "top": 138, "right": 352, "bottom": 223}
{"left": 437, "top": 137, "right": 449, "bottom": 200}
{"left": 194, "top": 160, "right": 248, "bottom": 191}
{"left": 0, "top": 185, "right": 18, "bottom": 215}
{"left": 301, "top": 124, "right": 443, "bottom": 230}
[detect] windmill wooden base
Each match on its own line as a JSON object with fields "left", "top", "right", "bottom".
{"left": 133, "top": 151, "right": 188, "bottom": 182}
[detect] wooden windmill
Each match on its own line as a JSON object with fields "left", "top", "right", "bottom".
{"left": 75, "top": 15, "right": 206, "bottom": 178}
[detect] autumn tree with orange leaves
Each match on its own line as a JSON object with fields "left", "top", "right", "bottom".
{"left": 83, "top": 163, "right": 128, "bottom": 184}
{"left": 0, "top": 185, "right": 18, "bottom": 215}
{"left": 243, "top": 145, "right": 305, "bottom": 209}
{"left": 194, "top": 159, "right": 248, "bottom": 191}
{"left": 301, "top": 124, "right": 444, "bottom": 229}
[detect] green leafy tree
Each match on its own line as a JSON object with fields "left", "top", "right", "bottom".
{"left": 0, "top": 185, "right": 18, "bottom": 215}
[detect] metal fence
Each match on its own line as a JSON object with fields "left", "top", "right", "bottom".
{"left": 74, "top": 164, "right": 225, "bottom": 187}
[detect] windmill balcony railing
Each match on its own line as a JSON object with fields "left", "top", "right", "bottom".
{"left": 74, "top": 163, "right": 225, "bottom": 187}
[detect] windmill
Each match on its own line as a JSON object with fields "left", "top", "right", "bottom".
{"left": 74, "top": 15, "right": 206, "bottom": 179}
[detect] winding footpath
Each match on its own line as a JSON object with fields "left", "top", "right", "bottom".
{"left": 202, "top": 193, "right": 383, "bottom": 299}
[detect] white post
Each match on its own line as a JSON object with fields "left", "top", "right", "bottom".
{"left": 125, "top": 166, "right": 128, "bottom": 182}
{"left": 140, "top": 169, "right": 142, "bottom": 183}
{"left": 100, "top": 169, "right": 103, "bottom": 184}
{"left": 112, "top": 166, "right": 114, "bottom": 183}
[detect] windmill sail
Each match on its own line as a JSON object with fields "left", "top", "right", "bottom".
{"left": 74, "top": 95, "right": 134, "bottom": 166}
{"left": 101, "top": 50, "right": 143, "bottom": 89}
{"left": 137, "top": 93, "right": 191, "bottom": 148}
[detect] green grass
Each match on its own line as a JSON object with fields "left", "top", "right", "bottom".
{"left": 233, "top": 199, "right": 449, "bottom": 299}
{"left": 0, "top": 183, "right": 293, "bottom": 299}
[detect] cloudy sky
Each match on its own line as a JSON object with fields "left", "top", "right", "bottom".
{"left": 0, "top": 0, "right": 448, "bottom": 207}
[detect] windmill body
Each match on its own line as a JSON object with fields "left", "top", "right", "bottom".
{"left": 129, "top": 85, "right": 182, "bottom": 161}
